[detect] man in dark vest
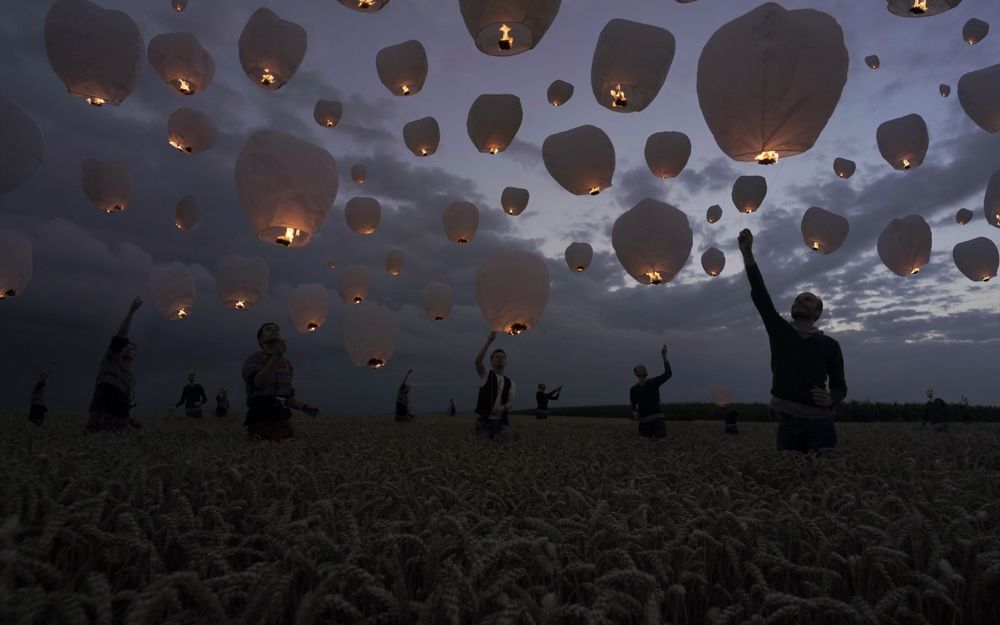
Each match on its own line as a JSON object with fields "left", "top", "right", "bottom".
{"left": 175, "top": 372, "right": 208, "bottom": 418}
{"left": 473, "top": 331, "right": 515, "bottom": 443}
{"left": 535, "top": 383, "right": 562, "bottom": 419}
{"left": 629, "top": 345, "right": 672, "bottom": 439}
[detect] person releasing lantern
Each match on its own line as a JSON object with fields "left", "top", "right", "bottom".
{"left": 542, "top": 125, "right": 616, "bottom": 195}
{"left": 475, "top": 250, "right": 550, "bottom": 336}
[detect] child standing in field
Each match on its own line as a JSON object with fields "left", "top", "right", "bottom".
{"left": 629, "top": 345, "right": 672, "bottom": 439}
{"left": 242, "top": 322, "right": 319, "bottom": 441}
{"left": 85, "top": 297, "right": 144, "bottom": 433}
{"left": 473, "top": 331, "right": 515, "bottom": 443}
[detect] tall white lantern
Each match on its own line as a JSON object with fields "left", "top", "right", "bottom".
{"left": 877, "top": 215, "right": 932, "bottom": 276}
{"left": 547, "top": 80, "right": 574, "bottom": 106}
{"left": 338, "top": 265, "right": 370, "bottom": 304}
{"left": 953, "top": 238, "right": 998, "bottom": 282}
{"left": 467, "top": 94, "right": 523, "bottom": 155}
{"left": 150, "top": 262, "right": 195, "bottom": 320}
{"left": 591, "top": 19, "right": 675, "bottom": 113}
{"left": 403, "top": 117, "right": 440, "bottom": 157}
{"left": 800, "top": 206, "right": 849, "bottom": 254}
{"left": 833, "top": 158, "right": 855, "bottom": 179}
{"left": 955, "top": 208, "right": 973, "bottom": 225}
{"left": 351, "top": 164, "right": 367, "bottom": 184}
{"left": 287, "top": 284, "right": 331, "bottom": 333}
{"left": 215, "top": 254, "right": 268, "bottom": 310}
{"left": 542, "top": 125, "right": 615, "bottom": 195}
{"left": 314, "top": 100, "right": 343, "bottom": 128}
{"left": 731, "top": 176, "right": 766, "bottom": 213}
{"left": 147, "top": 33, "right": 215, "bottom": 96}
{"left": 167, "top": 108, "right": 218, "bottom": 154}
{"left": 82, "top": 158, "right": 130, "bottom": 214}
{"left": 345, "top": 197, "right": 381, "bottom": 235}
{"left": 422, "top": 281, "right": 454, "bottom": 321}
{"left": 501, "top": 187, "right": 529, "bottom": 215}
{"left": 375, "top": 40, "right": 428, "bottom": 96}
{"left": 344, "top": 303, "right": 400, "bottom": 368}
{"left": 963, "top": 18, "right": 989, "bottom": 45}
{"left": 238, "top": 8, "right": 307, "bottom": 90}
{"left": 612, "top": 198, "right": 693, "bottom": 285}
{"left": 385, "top": 250, "right": 404, "bottom": 276}
{"left": 174, "top": 195, "right": 201, "bottom": 231}
{"left": 564, "top": 242, "right": 593, "bottom": 273}
{"left": 475, "top": 250, "right": 550, "bottom": 335}
{"left": 865, "top": 55, "right": 880, "bottom": 70}
{"left": 876, "top": 113, "right": 929, "bottom": 170}
{"left": 443, "top": 201, "right": 480, "bottom": 244}
{"left": 645, "top": 132, "right": 691, "bottom": 180}
{"left": 701, "top": 247, "right": 726, "bottom": 277}
{"left": 0, "top": 95, "right": 44, "bottom": 195}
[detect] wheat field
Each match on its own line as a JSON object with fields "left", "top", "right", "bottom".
{"left": 2, "top": 412, "right": 998, "bottom": 625}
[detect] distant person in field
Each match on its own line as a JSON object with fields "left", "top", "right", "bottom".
{"left": 395, "top": 369, "right": 415, "bottom": 422}
{"left": 629, "top": 345, "right": 672, "bottom": 439}
{"left": 85, "top": 297, "right": 144, "bottom": 433}
{"left": 215, "top": 388, "right": 229, "bottom": 417}
{"left": 724, "top": 409, "right": 739, "bottom": 435}
{"left": 960, "top": 395, "right": 970, "bottom": 424}
{"left": 738, "top": 229, "right": 847, "bottom": 453}
{"left": 535, "top": 383, "right": 562, "bottom": 419}
{"left": 923, "top": 388, "right": 950, "bottom": 432}
{"left": 175, "top": 372, "right": 207, "bottom": 418}
{"left": 473, "top": 331, "right": 515, "bottom": 443}
{"left": 448, "top": 397, "right": 456, "bottom": 416}
{"left": 242, "top": 322, "right": 319, "bottom": 442}
{"left": 28, "top": 372, "right": 48, "bottom": 426}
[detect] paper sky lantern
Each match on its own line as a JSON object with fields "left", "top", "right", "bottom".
{"left": 174, "top": 195, "right": 201, "bottom": 231}
{"left": 958, "top": 63, "right": 1000, "bottom": 134}
{"left": 150, "top": 262, "right": 195, "bottom": 320}
{"left": 542, "top": 125, "right": 615, "bottom": 195}
{"left": 338, "top": 0, "right": 390, "bottom": 12}
{"left": 940, "top": 84, "right": 951, "bottom": 98}
{"left": 0, "top": 95, "right": 43, "bottom": 195}
{"left": 385, "top": 250, "right": 404, "bottom": 276}
{"left": 314, "top": 100, "right": 343, "bottom": 128}
{"left": 865, "top": 55, "right": 880, "bottom": 69}
{"left": 801, "top": 206, "right": 849, "bottom": 254}
{"left": 547, "top": 79, "right": 573, "bottom": 106}
{"left": 467, "top": 94, "right": 523, "bottom": 154}
{"left": 459, "top": 0, "right": 561, "bottom": 57}
{"left": 612, "top": 198, "right": 693, "bottom": 285}
{"left": 645, "top": 131, "right": 691, "bottom": 180}
{"left": 375, "top": 40, "right": 427, "bottom": 96}
{"left": 344, "top": 303, "right": 399, "bottom": 368}
{"left": 701, "top": 247, "right": 726, "bottom": 277}
{"left": 338, "top": 265, "right": 370, "bottom": 304}
{"left": 422, "top": 282, "right": 454, "bottom": 320}
{"left": 706, "top": 204, "right": 722, "bottom": 224}
{"left": 287, "top": 284, "right": 331, "bottom": 333}
{"left": 475, "top": 250, "right": 550, "bottom": 335}
{"left": 591, "top": 19, "right": 675, "bottom": 113}
{"left": 351, "top": 164, "right": 367, "bottom": 184}
{"left": 443, "top": 201, "right": 479, "bottom": 244}
{"left": 956, "top": 208, "right": 973, "bottom": 225}
{"left": 886, "top": 0, "right": 961, "bottom": 18}
{"left": 166, "top": 108, "right": 218, "bottom": 154}
{"left": 732, "top": 175, "right": 767, "bottom": 213}
{"left": 877, "top": 215, "right": 931, "bottom": 276}
{"left": 345, "top": 197, "right": 381, "bottom": 235}
{"left": 985, "top": 170, "right": 1000, "bottom": 228}
{"left": 876, "top": 113, "right": 929, "bottom": 170}
{"left": 711, "top": 387, "right": 732, "bottom": 407}
{"left": 564, "top": 242, "right": 593, "bottom": 273}
{"left": 403, "top": 116, "right": 440, "bottom": 156}
{"left": 833, "top": 158, "right": 856, "bottom": 179}
{"left": 953, "top": 238, "right": 998, "bottom": 282}
{"left": 147, "top": 33, "right": 214, "bottom": 96}
{"left": 963, "top": 18, "right": 989, "bottom": 45}
{"left": 82, "top": 158, "right": 130, "bottom": 214}
{"left": 238, "top": 8, "right": 307, "bottom": 90}
{"left": 215, "top": 254, "right": 268, "bottom": 310}
{"left": 0, "top": 230, "right": 32, "bottom": 300}
{"left": 501, "top": 187, "right": 529, "bottom": 215}
{"left": 171, "top": 0, "right": 189, "bottom": 12}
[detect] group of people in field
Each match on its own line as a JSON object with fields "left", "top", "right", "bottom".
{"left": 27, "top": 230, "right": 860, "bottom": 453}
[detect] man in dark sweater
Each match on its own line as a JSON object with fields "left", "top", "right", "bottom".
{"left": 738, "top": 229, "right": 847, "bottom": 452}
{"left": 175, "top": 372, "right": 208, "bottom": 418}
{"left": 473, "top": 331, "right": 515, "bottom": 443}
{"left": 535, "top": 383, "right": 562, "bottom": 419}
{"left": 629, "top": 345, "right": 672, "bottom": 439}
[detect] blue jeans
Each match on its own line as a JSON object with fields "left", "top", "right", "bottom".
{"left": 776, "top": 414, "right": 836, "bottom": 452}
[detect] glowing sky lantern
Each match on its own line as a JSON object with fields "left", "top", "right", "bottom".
{"left": 865, "top": 55, "right": 880, "bottom": 70}
{"left": 644, "top": 131, "right": 691, "bottom": 180}
{"left": 985, "top": 170, "right": 1000, "bottom": 228}
{"left": 591, "top": 19, "right": 675, "bottom": 113}
{"left": 235, "top": 130, "right": 338, "bottom": 248}
{"left": 287, "top": 284, "right": 331, "bottom": 333}
{"left": 422, "top": 282, "right": 454, "bottom": 321}
{"left": 171, "top": 0, "right": 188, "bottom": 12}
{"left": 963, "top": 18, "right": 989, "bottom": 45}
{"left": 147, "top": 33, "right": 214, "bottom": 96}
{"left": 459, "top": 0, "right": 562, "bottom": 56}
{"left": 886, "top": 0, "right": 961, "bottom": 18}
{"left": 877, "top": 215, "right": 932, "bottom": 276}
{"left": 542, "top": 125, "right": 615, "bottom": 195}
{"left": 215, "top": 254, "right": 268, "bottom": 311}
{"left": 731, "top": 176, "right": 766, "bottom": 213}
{"left": 0, "top": 95, "right": 43, "bottom": 195}
{"left": 953, "top": 238, "right": 998, "bottom": 283}
{"left": 375, "top": 40, "right": 427, "bottom": 97}
{"left": 958, "top": 63, "right": 1000, "bottom": 134}
{"left": 150, "top": 262, "right": 195, "bottom": 320}
{"left": 44, "top": 0, "right": 144, "bottom": 107}
{"left": 564, "top": 242, "right": 593, "bottom": 273}
{"left": 467, "top": 94, "right": 523, "bottom": 154}
{"left": 547, "top": 80, "right": 574, "bottom": 106}
{"left": 385, "top": 250, "right": 404, "bottom": 276}
{"left": 443, "top": 201, "right": 479, "bottom": 244}
{"left": 711, "top": 387, "right": 732, "bottom": 407}
{"left": 501, "top": 187, "right": 529, "bottom": 216}
{"left": 876, "top": 113, "right": 929, "bottom": 170}
{"left": 238, "top": 8, "right": 306, "bottom": 90}
{"left": 82, "top": 158, "right": 130, "bottom": 214}
{"left": 338, "top": 0, "right": 390, "bottom": 12}
{"left": 166, "top": 108, "right": 217, "bottom": 155}
{"left": 344, "top": 303, "right": 400, "bottom": 369}
{"left": 800, "top": 206, "right": 849, "bottom": 254}
{"left": 345, "top": 197, "right": 381, "bottom": 235}
{"left": 956, "top": 208, "right": 973, "bottom": 225}
{"left": 697, "top": 3, "right": 847, "bottom": 165}
{"left": 314, "top": 100, "right": 343, "bottom": 128}
{"left": 327, "top": 259, "right": 337, "bottom": 270}
{"left": 338, "top": 265, "right": 370, "bottom": 304}
{"left": 0, "top": 230, "right": 32, "bottom": 300}
{"left": 833, "top": 158, "right": 856, "bottom": 179}
{"left": 403, "top": 117, "right": 440, "bottom": 157}
{"left": 706, "top": 204, "right": 722, "bottom": 224}
{"left": 701, "top": 247, "right": 726, "bottom": 277}
{"left": 612, "top": 198, "right": 693, "bottom": 285}
{"left": 940, "top": 84, "right": 951, "bottom": 98}
{"left": 475, "top": 250, "right": 550, "bottom": 336}
{"left": 174, "top": 195, "right": 201, "bottom": 231}
{"left": 351, "top": 164, "right": 367, "bottom": 185}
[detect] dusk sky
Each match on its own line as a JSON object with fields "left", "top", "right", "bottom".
{"left": 2, "top": 0, "right": 999, "bottom": 417}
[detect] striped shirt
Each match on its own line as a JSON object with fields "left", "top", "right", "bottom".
{"left": 94, "top": 336, "right": 135, "bottom": 400}
{"left": 242, "top": 351, "right": 294, "bottom": 403}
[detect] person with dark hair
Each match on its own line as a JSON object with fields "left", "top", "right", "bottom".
{"left": 473, "top": 331, "right": 515, "bottom": 443}
{"left": 738, "top": 229, "right": 847, "bottom": 452}
{"left": 923, "top": 388, "right": 950, "bottom": 432}
{"left": 535, "top": 383, "right": 562, "bottom": 419}
{"left": 28, "top": 372, "right": 48, "bottom": 426}
{"left": 241, "top": 322, "right": 319, "bottom": 441}
{"left": 215, "top": 388, "right": 230, "bottom": 417}
{"left": 395, "top": 369, "right": 416, "bottom": 421}
{"left": 448, "top": 397, "right": 456, "bottom": 416}
{"left": 85, "top": 297, "right": 144, "bottom": 433}
{"left": 629, "top": 345, "right": 672, "bottom": 439}
{"left": 724, "top": 409, "right": 739, "bottom": 435}
{"left": 175, "top": 372, "right": 207, "bottom": 418}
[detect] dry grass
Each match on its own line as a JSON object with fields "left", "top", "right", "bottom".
{"left": 2, "top": 412, "right": 998, "bottom": 625}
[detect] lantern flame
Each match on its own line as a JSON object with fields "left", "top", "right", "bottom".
{"left": 177, "top": 308, "right": 188, "bottom": 319}
{"left": 105, "top": 204, "right": 123, "bottom": 214}
{"left": 507, "top": 323, "right": 527, "bottom": 336}
{"left": 357, "top": 0, "right": 374, "bottom": 7}
{"left": 367, "top": 358, "right": 385, "bottom": 368}
{"left": 176, "top": 78, "right": 192, "bottom": 95}
{"left": 174, "top": 4, "right": 183, "bottom": 12}
{"left": 401, "top": 84, "right": 411, "bottom": 95}
{"left": 307, "top": 323, "right": 318, "bottom": 332}
{"left": 910, "top": 267, "right": 920, "bottom": 275}
{"left": 260, "top": 69, "right": 276, "bottom": 85}
{"left": 434, "top": 315, "right": 444, "bottom": 320}
{"left": 610, "top": 84, "right": 627, "bottom": 108}
{"left": 902, "top": 159, "right": 911, "bottom": 170}
{"left": 575, "top": 266, "right": 584, "bottom": 272}
{"left": 645, "top": 271, "right": 663, "bottom": 285}
{"left": 589, "top": 186, "right": 601, "bottom": 195}
{"left": 457, "top": 238, "right": 469, "bottom": 244}
{"left": 910, "top": 0, "right": 927, "bottom": 14}
{"left": 168, "top": 139, "right": 191, "bottom": 153}
{"left": 419, "top": 147, "right": 429, "bottom": 156}
{"left": 325, "top": 120, "right": 335, "bottom": 127}
{"left": 488, "top": 147, "right": 500, "bottom": 155}
{"left": 498, "top": 24, "right": 513, "bottom": 50}
{"left": 0, "top": 289, "right": 14, "bottom": 298}
{"left": 811, "top": 241, "right": 820, "bottom": 251}
{"left": 709, "top": 271, "right": 718, "bottom": 277}
{"left": 175, "top": 221, "right": 182, "bottom": 230}
{"left": 235, "top": 300, "right": 247, "bottom": 310}
{"left": 754, "top": 151, "right": 779, "bottom": 165}
{"left": 353, "top": 296, "right": 363, "bottom": 304}
{"left": 276, "top": 227, "right": 301, "bottom": 247}
{"left": 86, "top": 97, "right": 105, "bottom": 107}
{"left": 983, "top": 276, "right": 991, "bottom": 282}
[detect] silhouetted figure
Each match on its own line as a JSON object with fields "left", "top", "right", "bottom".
{"left": 629, "top": 344, "right": 672, "bottom": 439}
{"left": 28, "top": 372, "right": 48, "bottom": 426}
{"left": 724, "top": 409, "right": 739, "bottom": 435}
{"left": 960, "top": 395, "right": 970, "bottom": 424}
{"left": 473, "top": 332, "right": 514, "bottom": 443}
{"left": 924, "top": 388, "right": 950, "bottom": 432}
{"left": 175, "top": 372, "right": 207, "bottom": 418}
{"left": 535, "top": 383, "right": 562, "bottom": 419}
{"left": 395, "top": 369, "right": 416, "bottom": 422}
{"left": 242, "top": 322, "right": 319, "bottom": 441}
{"left": 448, "top": 397, "right": 456, "bottom": 416}
{"left": 215, "top": 388, "right": 229, "bottom": 417}
{"left": 86, "top": 297, "right": 144, "bottom": 433}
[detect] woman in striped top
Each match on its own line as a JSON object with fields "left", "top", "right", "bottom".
{"left": 242, "top": 322, "right": 319, "bottom": 441}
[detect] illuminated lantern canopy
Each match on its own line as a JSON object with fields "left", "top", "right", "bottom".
{"left": 591, "top": 19, "right": 675, "bottom": 113}
{"left": 886, "top": 0, "right": 961, "bottom": 18}
{"left": 547, "top": 80, "right": 574, "bottom": 106}
{"left": 287, "top": 284, "right": 331, "bottom": 333}
{"left": 174, "top": 195, "right": 201, "bottom": 231}
{"left": 314, "top": 100, "right": 343, "bottom": 128}
{"left": 953, "top": 238, "right": 998, "bottom": 282}
{"left": 44, "top": 0, "right": 144, "bottom": 107}
{"left": 82, "top": 158, "right": 130, "bottom": 214}
{"left": 963, "top": 18, "right": 989, "bottom": 45}
{"left": 344, "top": 304, "right": 400, "bottom": 369}
{"left": 351, "top": 164, "right": 367, "bottom": 184}
{"left": 877, "top": 215, "right": 931, "bottom": 276}
{"left": 467, "top": 94, "right": 523, "bottom": 154}
{"left": 0, "top": 95, "right": 44, "bottom": 195}
{"left": 876, "top": 113, "right": 929, "bottom": 170}
{"left": 612, "top": 197, "right": 693, "bottom": 285}
{"left": 422, "top": 282, "right": 453, "bottom": 320}
{"left": 171, "top": 0, "right": 189, "bottom": 12}
{"left": 865, "top": 55, "right": 880, "bottom": 69}
{"left": 166, "top": 108, "right": 218, "bottom": 154}
{"left": 475, "top": 250, "right": 550, "bottom": 335}
{"left": 150, "top": 262, "right": 195, "bottom": 320}
{"left": 564, "top": 242, "right": 593, "bottom": 273}
{"left": 701, "top": 248, "right": 726, "bottom": 277}
{"left": 985, "top": 170, "right": 1000, "bottom": 228}
{"left": 542, "top": 125, "right": 615, "bottom": 195}
{"left": 339, "top": 0, "right": 390, "bottom": 12}
{"left": 238, "top": 8, "right": 307, "bottom": 90}
{"left": 956, "top": 208, "right": 973, "bottom": 225}
{"left": 236, "top": 130, "right": 338, "bottom": 248}
{"left": 706, "top": 204, "right": 722, "bottom": 224}
{"left": 327, "top": 259, "right": 336, "bottom": 270}
{"left": 0, "top": 230, "right": 32, "bottom": 300}
{"left": 443, "top": 201, "right": 479, "bottom": 244}
{"left": 732, "top": 176, "right": 766, "bottom": 213}
{"left": 385, "top": 250, "right": 404, "bottom": 276}
{"left": 345, "top": 197, "right": 381, "bottom": 235}
{"left": 501, "top": 187, "right": 529, "bottom": 215}
{"left": 800, "top": 206, "right": 849, "bottom": 254}
{"left": 403, "top": 117, "right": 440, "bottom": 157}
{"left": 711, "top": 387, "right": 732, "bottom": 406}
{"left": 940, "top": 84, "right": 951, "bottom": 98}
{"left": 645, "top": 131, "right": 691, "bottom": 180}
{"left": 697, "top": 3, "right": 848, "bottom": 165}
{"left": 459, "top": 0, "right": 562, "bottom": 57}
{"left": 833, "top": 157, "right": 856, "bottom": 179}
{"left": 338, "top": 265, "right": 370, "bottom": 304}
{"left": 375, "top": 40, "right": 427, "bottom": 97}
{"left": 958, "top": 63, "right": 1000, "bottom": 133}
{"left": 147, "top": 33, "right": 214, "bottom": 96}
{"left": 215, "top": 254, "right": 268, "bottom": 310}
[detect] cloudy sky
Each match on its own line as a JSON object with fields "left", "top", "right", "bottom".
{"left": 2, "top": 0, "right": 999, "bottom": 417}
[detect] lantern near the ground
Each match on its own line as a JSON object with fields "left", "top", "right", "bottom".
{"left": 0, "top": 95, "right": 44, "bottom": 195}
{"left": 501, "top": 187, "right": 529, "bottom": 216}
{"left": 0, "top": 230, "right": 32, "bottom": 300}
{"left": 338, "top": 265, "right": 370, "bottom": 304}
{"left": 833, "top": 158, "right": 856, "bottom": 179}
{"left": 236, "top": 130, "right": 338, "bottom": 248}
{"left": 547, "top": 80, "right": 573, "bottom": 106}
{"left": 150, "top": 262, "right": 195, "bottom": 320}
{"left": 801, "top": 206, "right": 849, "bottom": 254}
{"left": 876, "top": 114, "right": 929, "bottom": 170}
{"left": 403, "top": 116, "right": 440, "bottom": 156}
{"left": 215, "top": 254, "right": 268, "bottom": 310}
{"left": 953, "top": 238, "right": 998, "bottom": 282}
{"left": 958, "top": 63, "right": 1000, "bottom": 134}
{"left": 459, "top": 0, "right": 562, "bottom": 57}
{"left": 171, "top": 0, "right": 188, "bottom": 12}
{"left": 287, "top": 284, "right": 331, "bottom": 333}
{"left": 82, "top": 158, "right": 130, "bottom": 214}
{"left": 865, "top": 55, "right": 880, "bottom": 69}
{"left": 701, "top": 248, "right": 726, "bottom": 277}
{"left": 706, "top": 204, "right": 722, "bottom": 224}
{"left": 345, "top": 197, "right": 381, "bottom": 235}
{"left": 711, "top": 386, "right": 732, "bottom": 407}
{"left": 174, "top": 195, "right": 201, "bottom": 231}
{"left": 877, "top": 215, "right": 932, "bottom": 276}
{"left": 443, "top": 201, "right": 479, "bottom": 244}
{"left": 467, "top": 94, "right": 523, "bottom": 154}
{"left": 385, "top": 250, "right": 404, "bottom": 276}
{"left": 542, "top": 125, "right": 615, "bottom": 195}
{"left": 956, "top": 208, "right": 973, "bottom": 225}
{"left": 963, "top": 18, "right": 989, "bottom": 45}
{"left": 351, "top": 164, "right": 367, "bottom": 184}
{"left": 645, "top": 131, "right": 691, "bottom": 180}
{"left": 422, "top": 282, "right": 453, "bottom": 320}
{"left": 344, "top": 303, "right": 400, "bottom": 368}
{"left": 314, "top": 100, "right": 343, "bottom": 128}
{"left": 44, "top": 0, "right": 144, "bottom": 107}
{"left": 940, "top": 84, "right": 951, "bottom": 98}
{"left": 238, "top": 8, "right": 307, "bottom": 90}
{"left": 147, "top": 33, "right": 214, "bottom": 96}
{"left": 985, "top": 170, "right": 1000, "bottom": 228}
{"left": 339, "top": 0, "right": 390, "bottom": 12}
{"left": 375, "top": 40, "right": 427, "bottom": 96}
{"left": 612, "top": 197, "right": 693, "bottom": 285}
{"left": 591, "top": 19, "right": 675, "bottom": 113}
{"left": 167, "top": 108, "right": 217, "bottom": 154}
{"left": 564, "top": 242, "right": 593, "bottom": 273}
{"left": 886, "top": 0, "right": 961, "bottom": 18}
{"left": 732, "top": 176, "right": 766, "bottom": 213}
{"left": 697, "top": 3, "right": 847, "bottom": 165}
{"left": 475, "top": 250, "right": 550, "bottom": 335}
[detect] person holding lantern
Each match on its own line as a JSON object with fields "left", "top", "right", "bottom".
{"left": 629, "top": 345, "right": 672, "bottom": 439}
{"left": 473, "top": 331, "right": 515, "bottom": 443}
{"left": 85, "top": 297, "right": 144, "bottom": 433}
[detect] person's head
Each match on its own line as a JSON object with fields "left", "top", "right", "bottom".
{"left": 926, "top": 388, "right": 934, "bottom": 399}
{"left": 257, "top": 322, "right": 281, "bottom": 349}
{"left": 187, "top": 371, "right": 196, "bottom": 383}
{"left": 490, "top": 348, "right": 507, "bottom": 373}
{"left": 121, "top": 341, "right": 137, "bottom": 363}
{"left": 634, "top": 364, "right": 648, "bottom": 381}
{"left": 538, "top": 383, "right": 546, "bottom": 391}
{"left": 790, "top": 291, "right": 823, "bottom": 323}
{"left": 38, "top": 372, "right": 48, "bottom": 382}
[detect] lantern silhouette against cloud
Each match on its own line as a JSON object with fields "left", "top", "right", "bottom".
{"left": 147, "top": 33, "right": 214, "bottom": 96}
{"left": 731, "top": 176, "right": 767, "bottom": 213}
{"left": 403, "top": 117, "right": 440, "bottom": 157}
{"left": 174, "top": 195, "right": 201, "bottom": 231}
{"left": 339, "top": 0, "right": 390, "bottom": 12}
{"left": 644, "top": 131, "right": 691, "bottom": 180}
{"left": 706, "top": 204, "right": 722, "bottom": 224}
{"left": 443, "top": 201, "right": 479, "bottom": 244}
{"left": 940, "top": 84, "right": 951, "bottom": 98}
{"left": 215, "top": 254, "right": 268, "bottom": 311}
{"left": 287, "top": 284, "right": 331, "bottom": 333}
{"left": 547, "top": 80, "right": 573, "bottom": 106}
{"left": 171, "top": 0, "right": 188, "bottom": 12}
{"left": 877, "top": 215, "right": 932, "bottom": 276}
{"left": 865, "top": 55, "right": 880, "bottom": 69}
{"left": 501, "top": 187, "right": 529, "bottom": 216}
{"left": 238, "top": 8, "right": 307, "bottom": 90}
{"left": 459, "top": 0, "right": 561, "bottom": 57}
{"left": 236, "top": 130, "right": 338, "bottom": 248}
{"left": 958, "top": 63, "right": 1000, "bottom": 134}
{"left": 886, "top": 0, "right": 961, "bottom": 18}
{"left": 344, "top": 303, "right": 400, "bottom": 369}
{"left": 345, "top": 197, "right": 381, "bottom": 235}
{"left": 385, "top": 250, "right": 404, "bottom": 276}
{"left": 876, "top": 114, "right": 928, "bottom": 170}
{"left": 542, "top": 125, "right": 615, "bottom": 195}
{"left": 475, "top": 250, "right": 550, "bottom": 336}
{"left": 701, "top": 248, "right": 726, "bottom": 277}
{"left": 150, "top": 262, "right": 195, "bottom": 320}
{"left": 591, "top": 19, "right": 675, "bottom": 113}
{"left": 338, "top": 265, "right": 370, "bottom": 304}
{"left": 314, "top": 100, "right": 343, "bottom": 128}
{"left": 375, "top": 40, "right": 427, "bottom": 96}
{"left": 0, "top": 95, "right": 43, "bottom": 195}
{"left": 963, "top": 18, "right": 989, "bottom": 45}
{"left": 833, "top": 158, "right": 856, "bottom": 179}
{"left": 612, "top": 198, "right": 693, "bottom": 285}
{"left": 953, "top": 238, "right": 998, "bottom": 282}
{"left": 422, "top": 282, "right": 454, "bottom": 321}
{"left": 82, "top": 158, "right": 130, "bottom": 214}
{"left": 351, "top": 165, "right": 367, "bottom": 185}
{"left": 985, "top": 170, "right": 1000, "bottom": 228}
{"left": 0, "top": 230, "right": 32, "bottom": 300}
{"left": 801, "top": 206, "right": 849, "bottom": 254}
{"left": 956, "top": 208, "right": 973, "bottom": 225}
{"left": 564, "top": 242, "right": 593, "bottom": 273}
{"left": 467, "top": 94, "right": 523, "bottom": 154}
{"left": 167, "top": 108, "right": 217, "bottom": 154}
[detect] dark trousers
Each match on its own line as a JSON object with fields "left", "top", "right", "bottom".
{"left": 29, "top": 404, "right": 47, "bottom": 426}
{"left": 245, "top": 399, "right": 293, "bottom": 441}
{"left": 776, "top": 413, "right": 836, "bottom": 452}
{"left": 638, "top": 418, "right": 666, "bottom": 439}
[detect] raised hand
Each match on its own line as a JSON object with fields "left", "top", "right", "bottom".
{"left": 738, "top": 229, "right": 754, "bottom": 255}
{"left": 129, "top": 297, "right": 143, "bottom": 313}
{"left": 810, "top": 387, "right": 832, "bottom": 407}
